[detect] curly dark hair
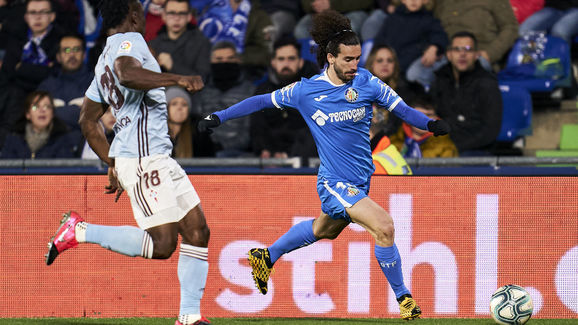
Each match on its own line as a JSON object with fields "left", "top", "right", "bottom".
{"left": 310, "top": 10, "right": 360, "bottom": 68}
{"left": 99, "top": 0, "right": 139, "bottom": 32}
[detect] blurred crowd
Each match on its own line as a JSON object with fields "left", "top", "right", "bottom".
{"left": 0, "top": 0, "right": 577, "bottom": 164}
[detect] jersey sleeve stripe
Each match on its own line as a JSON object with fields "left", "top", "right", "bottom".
{"left": 388, "top": 97, "right": 402, "bottom": 112}
{"left": 271, "top": 91, "right": 281, "bottom": 109}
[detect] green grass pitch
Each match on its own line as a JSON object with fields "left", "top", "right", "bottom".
{"left": 0, "top": 318, "right": 576, "bottom": 325}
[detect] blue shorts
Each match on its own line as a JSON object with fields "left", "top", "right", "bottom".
{"left": 317, "top": 176, "right": 370, "bottom": 222}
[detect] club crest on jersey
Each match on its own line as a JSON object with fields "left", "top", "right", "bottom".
{"left": 347, "top": 186, "right": 360, "bottom": 197}
{"left": 149, "top": 189, "right": 159, "bottom": 202}
{"left": 345, "top": 87, "right": 358, "bottom": 103}
{"left": 118, "top": 41, "right": 132, "bottom": 54}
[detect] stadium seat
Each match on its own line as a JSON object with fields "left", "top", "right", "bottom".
{"left": 535, "top": 124, "right": 578, "bottom": 165}
{"left": 298, "top": 38, "right": 318, "bottom": 65}
{"left": 359, "top": 39, "right": 374, "bottom": 68}
{"left": 560, "top": 124, "right": 578, "bottom": 150}
{"left": 497, "top": 85, "right": 533, "bottom": 142}
{"left": 535, "top": 149, "right": 578, "bottom": 166}
{"left": 498, "top": 35, "right": 572, "bottom": 92}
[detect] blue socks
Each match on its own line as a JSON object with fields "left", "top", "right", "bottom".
{"left": 375, "top": 243, "right": 410, "bottom": 299}
{"left": 84, "top": 224, "right": 153, "bottom": 258}
{"left": 178, "top": 244, "right": 208, "bottom": 324}
{"left": 268, "top": 219, "right": 318, "bottom": 264}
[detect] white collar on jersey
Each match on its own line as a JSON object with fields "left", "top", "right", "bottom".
{"left": 315, "top": 68, "right": 358, "bottom": 87}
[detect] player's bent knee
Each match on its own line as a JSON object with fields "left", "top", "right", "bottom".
{"left": 374, "top": 222, "right": 395, "bottom": 243}
{"left": 152, "top": 237, "right": 178, "bottom": 259}
{"left": 181, "top": 224, "right": 210, "bottom": 247}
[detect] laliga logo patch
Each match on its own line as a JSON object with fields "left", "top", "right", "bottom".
{"left": 346, "top": 186, "right": 360, "bottom": 197}
{"left": 118, "top": 41, "right": 132, "bottom": 54}
{"left": 345, "top": 88, "right": 358, "bottom": 103}
{"left": 280, "top": 82, "right": 296, "bottom": 95}
{"left": 280, "top": 82, "right": 297, "bottom": 102}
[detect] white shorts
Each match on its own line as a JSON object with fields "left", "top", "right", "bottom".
{"left": 115, "top": 155, "right": 200, "bottom": 230}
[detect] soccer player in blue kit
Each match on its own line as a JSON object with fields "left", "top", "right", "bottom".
{"left": 198, "top": 10, "right": 450, "bottom": 321}
{"left": 45, "top": 1, "right": 211, "bottom": 324}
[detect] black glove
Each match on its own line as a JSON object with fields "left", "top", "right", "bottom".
{"left": 427, "top": 119, "right": 450, "bottom": 136}
{"left": 197, "top": 114, "right": 221, "bottom": 134}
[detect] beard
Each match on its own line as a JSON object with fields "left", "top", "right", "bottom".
{"left": 64, "top": 58, "right": 82, "bottom": 72}
{"left": 333, "top": 64, "right": 356, "bottom": 83}
{"left": 275, "top": 68, "right": 300, "bottom": 87}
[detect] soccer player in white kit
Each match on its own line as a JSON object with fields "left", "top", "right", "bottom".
{"left": 45, "top": 1, "right": 210, "bottom": 324}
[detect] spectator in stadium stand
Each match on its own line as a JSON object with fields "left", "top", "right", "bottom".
{"left": 193, "top": 41, "right": 256, "bottom": 157}
{"left": 373, "top": 0, "right": 448, "bottom": 88}
{"left": 369, "top": 109, "right": 413, "bottom": 175}
{"left": 294, "top": 0, "right": 373, "bottom": 40}
{"left": 141, "top": 0, "right": 167, "bottom": 41}
{"left": 191, "top": 0, "right": 275, "bottom": 79}
{"left": 51, "top": 0, "right": 81, "bottom": 34}
{"left": 0, "top": 0, "right": 18, "bottom": 58}
{"left": 250, "top": 36, "right": 318, "bottom": 160}
{"left": 80, "top": 106, "right": 116, "bottom": 159}
{"left": 433, "top": 0, "right": 518, "bottom": 71}
{"left": 366, "top": 40, "right": 403, "bottom": 93}
{"left": 365, "top": 44, "right": 417, "bottom": 172}
{"left": 37, "top": 33, "right": 94, "bottom": 132}
{"left": 389, "top": 91, "right": 458, "bottom": 158}
{"left": 0, "top": 90, "right": 80, "bottom": 159}
{"left": 509, "top": 0, "right": 544, "bottom": 25}
{"left": 518, "top": 0, "right": 578, "bottom": 44}
{"left": 361, "top": 0, "right": 395, "bottom": 42}
{"left": 431, "top": 31, "right": 502, "bottom": 156}
{"left": 165, "top": 86, "right": 215, "bottom": 158}
{"left": 166, "top": 86, "right": 194, "bottom": 157}
{"left": 365, "top": 44, "right": 410, "bottom": 137}
{"left": 197, "top": 10, "right": 451, "bottom": 321}
{"left": 43, "top": 1, "right": 211, "bottom": 324}
{"left": 260, "top": 0, "right": 301, "bottom": 42}
{"left": 0, "top": 0, "right": 63, "bottom": 149}
{"left": 149, "top": 0, "right": 211, "bottom": 82}
{"left": 0, "top": 0, "right": 81, "bottom": 47}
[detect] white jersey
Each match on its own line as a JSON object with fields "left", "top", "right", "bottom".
{"left": 86, "top": 32, "right": 172, "bottom": 158}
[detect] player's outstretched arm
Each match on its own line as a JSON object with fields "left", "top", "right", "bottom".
{"left": 392, "top": 101, "right": 450, "bottom": 136}
{"left": 113, "top": 56, "right": 204, "bottom": 93}
{"left": 79, "top": 97, "right": 113, "bottom": 166}
{"left": 197, "top": 93, "right": 275, "bottom": 133}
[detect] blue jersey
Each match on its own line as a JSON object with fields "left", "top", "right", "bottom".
{"left": 271, "top": 68, "right": 402, "bottom": 185}
{"left": 85, "top": 32, "right": 172, "bottom": 158}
